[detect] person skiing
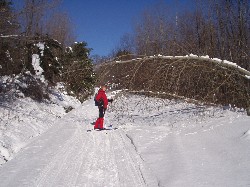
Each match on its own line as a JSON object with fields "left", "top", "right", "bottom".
{"left": 94, "top": 85, "right": 113, "bottom": 130}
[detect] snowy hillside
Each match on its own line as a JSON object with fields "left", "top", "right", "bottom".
{"left": 0, "top": 83, "right": 81, "bottom": 165}
{"left": 107, "top": 93, "right": 250, "bottom": 186}
{"left": 0, "top": 90, "right": 250, "bottom": 186}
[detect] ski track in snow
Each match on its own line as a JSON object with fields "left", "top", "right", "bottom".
{"left": 0, "top": 99, "right": 158, "bottom": 187}
{"left": 1, "top": 93, "right": 250, "bottom": 187}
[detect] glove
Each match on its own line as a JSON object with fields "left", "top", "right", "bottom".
{"left": 108, "top": 99, "right": 114, "bottom": 103}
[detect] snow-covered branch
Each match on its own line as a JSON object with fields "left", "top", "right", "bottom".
{"left": 111, "top": 54, "right": 250, "bottom": 78}
{"left": 96, "top": 54, "right": 250, "bottom": 109}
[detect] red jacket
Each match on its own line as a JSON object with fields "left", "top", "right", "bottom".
{"left": 95, "top": 89, "right": 108, "bottom": 109}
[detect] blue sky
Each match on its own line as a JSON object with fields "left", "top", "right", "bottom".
{"left": 60, "top": 0, "right": 192, "bottom": 56}
{"left": 13, "top": 0, "right": 192, "bottom": 56}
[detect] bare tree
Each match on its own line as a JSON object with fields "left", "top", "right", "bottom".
{"left": 0, "top": 0, "right": 19, "bottom": 35}
{"left": 16, "top": 0, "right": 75, "bottom": 47}
{"left": 211, "top": 0, "right": 250, "bottom": 69}
{"left": 44, "top": 11, "right": 76, "bottom": 47}
{"left": 19, "top": 0, "right": 60, "bottom": 36}
{"left": 118, "top": 33, "right": 135, "bottom": 53}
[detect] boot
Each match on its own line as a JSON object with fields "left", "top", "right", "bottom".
{"left": 94, "top": 118, "right": 100, "bottom": 129}
{"left": 99, "top": 118, "right": 104, "bottom": 129}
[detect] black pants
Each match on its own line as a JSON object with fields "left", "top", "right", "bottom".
{"left": 99, "top": 107, "right": 105, "bottom": 118}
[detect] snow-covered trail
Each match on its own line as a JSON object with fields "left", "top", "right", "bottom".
{"left": 1, "top": 93, "right": 250, "bottom": 187}
{"left": 0, "top": 99, "right": 157, "bottom": 187}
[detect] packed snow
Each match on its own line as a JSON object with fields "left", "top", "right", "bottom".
{"left": 0, "top": 90, "right": 250, "bottom": 187}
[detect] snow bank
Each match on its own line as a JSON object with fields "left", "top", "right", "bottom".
{"left": 107, "top": 93, "right": 227, "bottom": 129}
{"left": 106, "top": 92, "right": 250, "bottom": 186}
{"left": 0, "top": 83, "right": 81, "bottom": 165}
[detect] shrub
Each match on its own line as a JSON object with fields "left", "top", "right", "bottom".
{"left": 96, "top": 57, "right": 250, "bottom": 109}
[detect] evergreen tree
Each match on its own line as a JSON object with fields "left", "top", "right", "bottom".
{"left": 62, "top": 42, "right": 95, "bottom": 101}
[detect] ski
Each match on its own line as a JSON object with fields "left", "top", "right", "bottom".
{"left": 87, "top": 126, "right": 118, "bottom": 132}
